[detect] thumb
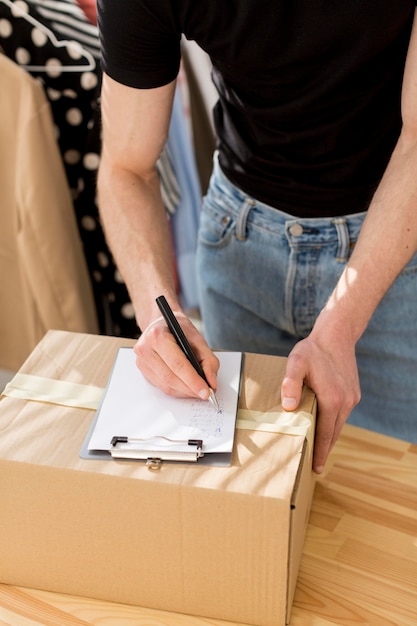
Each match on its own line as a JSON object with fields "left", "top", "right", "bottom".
{"left": 281, "top": 359, "right": 305, "bottom": 411}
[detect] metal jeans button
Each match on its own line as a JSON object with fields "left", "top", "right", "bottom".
{"left": 289, "top": 223, "right": 303, "bottom": 237}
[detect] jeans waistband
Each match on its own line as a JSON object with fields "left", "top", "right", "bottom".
{"left": 212, "top": 153, "right": 366, "bottom": 262}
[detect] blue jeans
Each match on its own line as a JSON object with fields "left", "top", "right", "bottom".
{"left": 196, "top": 156, "right": 417, "bottom": 442}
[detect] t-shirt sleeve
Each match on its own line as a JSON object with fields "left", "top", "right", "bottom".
{"left": 97, "top": 0, "right": 181, "bottom": 88}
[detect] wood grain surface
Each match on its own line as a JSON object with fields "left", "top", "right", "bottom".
{"left": 1, "top": 424, "right": 416, "bottom": 626}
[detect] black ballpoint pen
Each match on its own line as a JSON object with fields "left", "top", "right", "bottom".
{"left": 156, "top": 295, "right": 220, "bottom": 411}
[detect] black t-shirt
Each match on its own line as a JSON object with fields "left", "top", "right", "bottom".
{"left": 98, "top": 1, "right": 416, "bottom": 217}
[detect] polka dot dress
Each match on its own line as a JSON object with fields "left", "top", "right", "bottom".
{"left": 0, "top": 0, "right": 140, "bottom": 337}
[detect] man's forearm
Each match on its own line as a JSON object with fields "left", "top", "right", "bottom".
{"left": 97, "top": 159, "right": 181, "bottom": 331}
{"left": 97, "top": 74, "right": 179, "bottom": 332}
{"left": 314, "top": 130, "right": 417, "bottom": 346}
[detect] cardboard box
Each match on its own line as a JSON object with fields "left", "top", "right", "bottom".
{"left": 0, "top": 331, "right": 316, "bottom": 626}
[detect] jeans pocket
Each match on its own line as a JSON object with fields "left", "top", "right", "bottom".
{"left": 199, "top": 191, "right": 237, "bottom": 248}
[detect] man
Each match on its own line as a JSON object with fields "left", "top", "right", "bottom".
{"left": 97, "top": 1, "right": 417, "bottom": 473}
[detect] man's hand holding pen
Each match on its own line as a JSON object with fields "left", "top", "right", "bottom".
{"left": 133, "top": 299, "right": 220, "bottom": 405}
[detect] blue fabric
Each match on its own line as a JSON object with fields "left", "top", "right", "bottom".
{"left": 196, "top": 156, "right": 417, "bottom": 443}
{"left": 168, "top": 86, "right": 201, "bottom": 310}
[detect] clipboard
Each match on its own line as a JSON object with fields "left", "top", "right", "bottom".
{"left": 80, "top": 348, "right": 243, "bottom": 467}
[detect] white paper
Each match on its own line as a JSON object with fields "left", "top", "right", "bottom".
{"left": 88, "top": 348, "right": 242, "bottom": 456}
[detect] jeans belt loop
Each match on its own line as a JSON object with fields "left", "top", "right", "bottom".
{"left": 333, "top": 217, "right": 350, "bottom": 262}
{"left": 235, "top": 198, "right": 255, "bottom": 241}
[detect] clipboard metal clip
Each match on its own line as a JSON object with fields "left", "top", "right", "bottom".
{"left": 146, "top": 458, "right": 162, "bottom": 471}
{"left": 109, "top": 436, "right": 204, "bottom": 467}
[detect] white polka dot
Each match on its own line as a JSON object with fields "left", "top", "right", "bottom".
{"left": 80, "top": 72, "right": 98, "bottom": 90}
{"left": 0, "top": 19, "right": 12, "bottom": 38}
{"left": 81, "top": 215, "right": 96, "bottom": 231}
{"left": 67, "top": 41, "right": 83, "bottom": 60}
{"left": 16, "top": 47, "right": 30, "bottom": 65}
{"left": 121, "top": 303, "right": 135, "bottom": 319}
{"left": 83, "top": 152, "right": 100, "bottom": 170}
{"left": 12, "top": 1, "right": 29, "bottom": 17}
{"left": 66, "top": 107, "right": 83, "bottom": 126}
{"left": 46, "top": 58, "right": 63, "bottom": 78}
{"left": 64, "top": 149, "right": 81, "bottom": 165}
{"left": 93, "top": 270, "right": 102, "bottom": 282}
{"left": 77, "top": 178, "right": 86, "bottom": 193}
{"left": 31, "top": 27, "right": 47, "bottom": 47}
{"left": 108, "top": 292, "right": 116, "bottom": 303}
{"left": 47, "top": 88, "right": 62, "bottom": 101}
{"left": 97, "top": 252, "right": 109, "bottom": 267}
{"left": 63, "top": 89, "right": 77, "bottom": 99}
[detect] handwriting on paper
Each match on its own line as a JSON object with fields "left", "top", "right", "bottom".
{"left": 188, "top": 400, "right": 225, "bottom": 438}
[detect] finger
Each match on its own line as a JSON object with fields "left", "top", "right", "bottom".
{"left": 312, "top": 412, "right": 337, "bottom": 474}
{"left": 158, "top": 319, "right": 220, "bottom": 396}
{"left": 160, "top": 317, "right": 220, "bottom": 393}
{"left": 135, "top": 334, "right": 201, "bottom": 397}
{"left": 134, "top": 320, "right": 217, "bottom": 399}
{"left": 193, "top": 346, "right": 220, "bottom": 391}
{"left": 312, "top": 397, "right": 351, "bottom": 474}
{"left": 150, "top": 348, "right": 211, "bottom": 398}
{"left": 313, "top": 373, "right": 361, "bottom": 474}
{"left": 281, "top": 353, "right": 306, "bottom": 411}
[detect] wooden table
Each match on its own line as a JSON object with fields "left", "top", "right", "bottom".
{"left": 0, "top": 424, "right": 416, "bottom": 626}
